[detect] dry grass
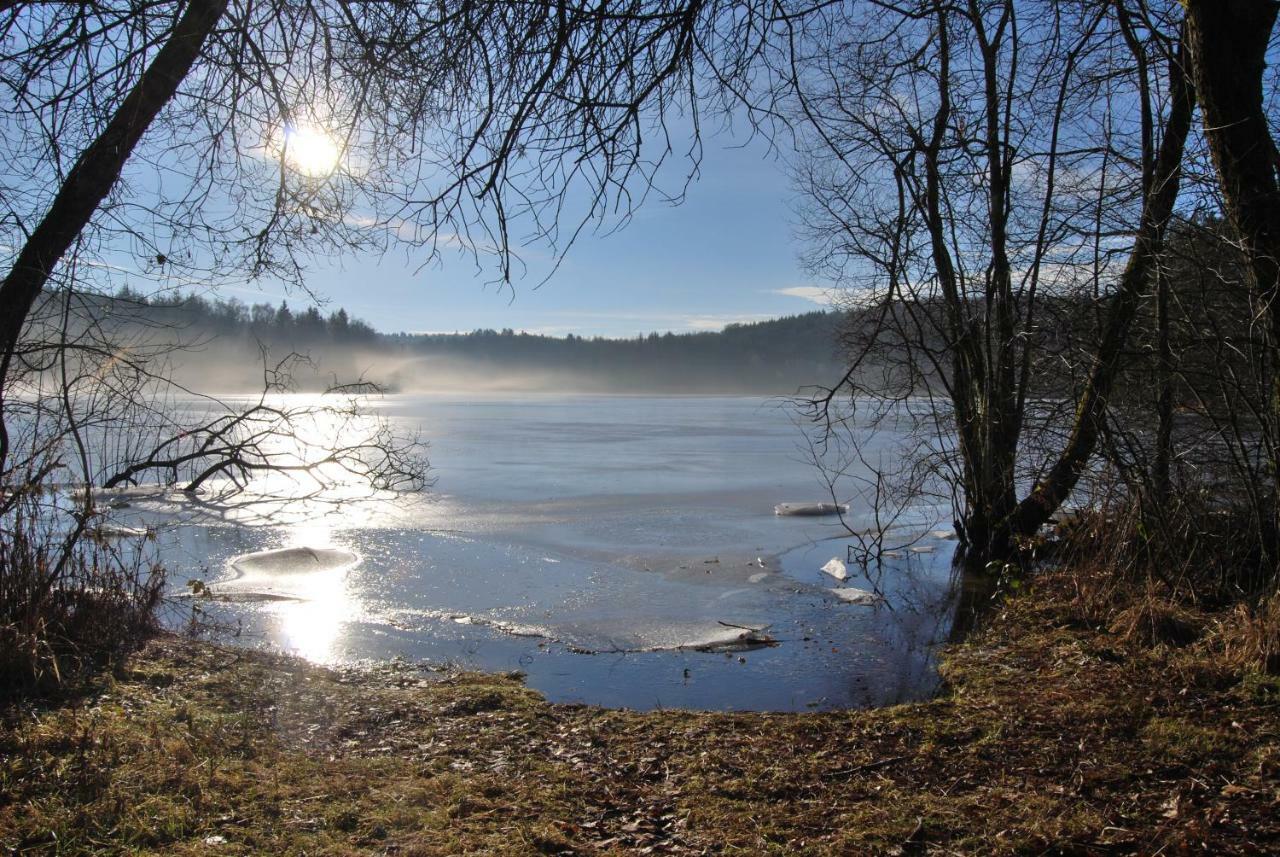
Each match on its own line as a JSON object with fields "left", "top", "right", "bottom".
{"left": 2, "top": 567, "right": 1279, "bottom": 855}
{"left": 1217, "top": 590, "right": 1280, "bottom": 676}
{"left": 0, "top": 496, "right": 162, "bottom": 697}
{"left": 1107, "top": 587, "right": 1205, "bottom": 650}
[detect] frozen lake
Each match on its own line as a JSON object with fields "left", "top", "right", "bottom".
{"left": 112, "top": 394, "right": 962, "bottom": 711}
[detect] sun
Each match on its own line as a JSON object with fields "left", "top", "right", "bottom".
{"left": 280, "top": 125, "right": 341, "bottom": 177}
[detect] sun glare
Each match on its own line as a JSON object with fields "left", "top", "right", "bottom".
{"left": 280, "top": 125, "right": 341, "bottom": 176}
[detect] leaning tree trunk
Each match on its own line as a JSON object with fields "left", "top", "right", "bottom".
{"left": 1005, "top": 34, "right": 1197, "bottom": 544}
{"left": 0, "top": 0, "right": 228, "bottom": 475}
{"left": 1184, "top": 0, "right": 1280, "bottom": 545}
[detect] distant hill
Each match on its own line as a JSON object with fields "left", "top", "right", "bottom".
{"left": 44, "top": 290, "right": 847, "bottom": 394}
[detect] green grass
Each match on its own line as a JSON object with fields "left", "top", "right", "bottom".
{"left": 2, "top": 569, "right": 1279, "bottom": 854}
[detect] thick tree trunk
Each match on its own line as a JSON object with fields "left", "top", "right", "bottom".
{"left": 0, "top": 0, "right": 227, "bottom": 474}
{"left": 1184, "top": 0, "right": 1280, "bottom": 510}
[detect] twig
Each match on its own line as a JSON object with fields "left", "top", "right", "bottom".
{"left": 824, "top": 754, "right": 911, "bottom": 780}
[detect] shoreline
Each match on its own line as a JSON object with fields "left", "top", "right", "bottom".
{"left": 177, "top": 533, "right": 953, "bottom": 712}
{"left": 4, "top": 565, "right": 1277, "bottom": 854}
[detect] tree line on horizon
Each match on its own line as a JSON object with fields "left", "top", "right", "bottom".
{"left": 94, "top": 288, "right": 846, "bottom": 393}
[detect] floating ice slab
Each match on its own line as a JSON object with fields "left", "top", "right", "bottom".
{"left": 774, "top": 502, "right": 849, "bottom": 517}
{"left": 681, "top": 624, "right": 778, "bottom": 652}
{"left": 929, "top": 529, "right": 957, "bottom": 540}
{"left": 830, "top": 587, "right": 882, "bottom": 605}
{"left": 204, "top": 546, "right": 361, "bottom": 602}
{"left": 821, "top": 557, "right": 850, "bottom": 581}
{"left": 1050, "top": 507, "right": 1084, "bottom": 525}
{"left": 204, "top": 590, "right": 299, "bottom": 603}
{"left": 93, "top": 525, "right": 150, "bottom": 539}
{"left": 230, "top": 546, "right": 359, "bottom": 576}
{"left": 545, "top": 619, "right": 780, "bottom": 654}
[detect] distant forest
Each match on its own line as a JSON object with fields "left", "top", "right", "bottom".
{"left": 103, "top": 289, "right": 846, "bottom": 394}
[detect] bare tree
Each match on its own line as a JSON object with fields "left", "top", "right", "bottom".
{"left": 794, "top": 0, "right": 1195, "bottom": 569}
{"left": 1087, "top": 0, "right": 1280, "bottom": 584}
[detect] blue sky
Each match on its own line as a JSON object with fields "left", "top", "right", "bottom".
{"left": 222, "top": 131, "right": 832, "bottom": 338}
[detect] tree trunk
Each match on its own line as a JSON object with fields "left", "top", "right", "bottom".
{"left": 0, "top": 0, "right": 227, "bottom": 474}
{"left": 1184, "top": 0, "right": 1280, "bottom": 515}
{"left": 1152, "top": 263, "right": 1174, "bottom": 503}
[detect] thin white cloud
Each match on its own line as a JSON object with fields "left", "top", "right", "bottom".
{"left": 773, "top": 285, "right": 832, "bottom": 305}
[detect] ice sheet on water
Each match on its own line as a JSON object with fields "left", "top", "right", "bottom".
{"left": 148, "top": 395, "right": 963, "bottom": 711}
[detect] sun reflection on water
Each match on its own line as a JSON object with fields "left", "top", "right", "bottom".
{"left": 273, "top": 565, "right": 354, "bottom": 663}
{"left": 267, "top": 522, "right": 362, "bottom": 664}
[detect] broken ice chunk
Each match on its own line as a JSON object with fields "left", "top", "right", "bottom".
{"left": 820, "top": 557, "right": 850, "bottom": 581}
